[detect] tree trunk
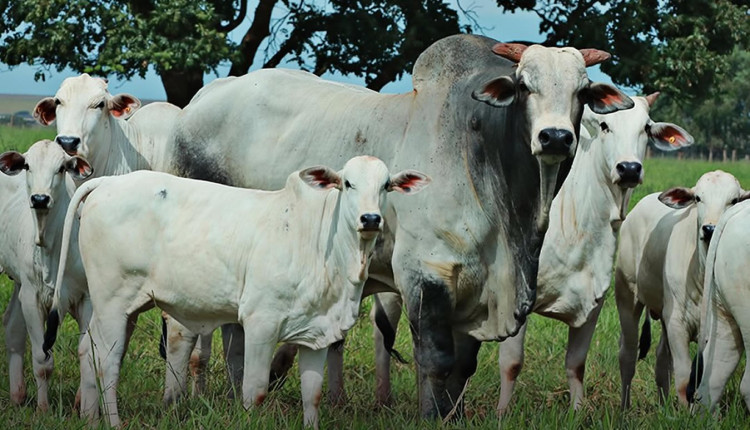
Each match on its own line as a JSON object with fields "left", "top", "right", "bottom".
{"left": 160, "top": 68, "right": 205, "bottom": 108}
{"left": 228, "top": 0, "right": 278, "bottom": 77}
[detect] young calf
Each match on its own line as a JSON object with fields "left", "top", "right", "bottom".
{"left": 616, "top": 170, "right": 749, "bottom": 408}
{"left": 0, "top": 140, "right": 92, "bottom": 410}
{"left": 496, "top": 94, "right": 693, "bottom": 414}
{"left": 690, "top": 200, "right": 750, "bottom": 412}
{"left": 44, "top": 156, "right": 429, "bottom": 428}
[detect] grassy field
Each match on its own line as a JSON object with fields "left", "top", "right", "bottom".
{"left": 1, "top": 127, "right": 749, "bottom": 428}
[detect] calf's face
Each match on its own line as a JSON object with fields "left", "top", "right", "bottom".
{"left": 659, "top": 170, "right": 749, "bottom": 244}
{"left": 299, "top": 156, "right": 430, "bottom": 241}
{"left": 33, "top": 74, "right": 140, "bottom": 157}
{"left": 0, "top": 140, "right": 92, "bottom": 245}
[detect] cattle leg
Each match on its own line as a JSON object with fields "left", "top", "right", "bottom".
{"left": 654, "top": 320, "right": 672, "bottom": 404}
{"left": 191, "top": 333, "right": 213, "bottom": 396}
{"left": 445, "top": 331, "right": 481, "bottom": 420}
{"left": 405, "top": 277, "right": 455, "bottom": 419}
{"left": 3, "top": 282, "right": 27, "bottom": 406}
{"left": 269, "top": 344, "right": 299, "bottom": 391}
{"left": 665, "top": 317, "right": 695, "bottom": 406}
{"left": 326, "top": 338, "right": 346, "bottom": 405}
{"left": 71, "top": 295, "right": 94, "bottom": 411}
{"left": 240, "top": 319, "right": 278, "bottom": 409}
{"left": 19, "top": 284, "right": 54, "bottom": 411}
{"left": 79, "top": 309, "right": 129, "bottom": 427}
{"left": 299, "top": 346, "right": 328, "bottom": 429}
{"left": 163, "top": 317, "right": 200, "bottom": 405}
{"left": 615, "top": 272, "right": 644, "bottom": 410}
{"left": 566, "top": 298, "right": 605, "bottom": 410}
{"left": 221, "top": 323, "right": 245, "bottom": 398}
{"left": 697, "top": 309, "right": 742, "bottom": 411}
{"left": 497, "top": 321, "right": 527, "bottom": 417}
{"left": 371, "top": 292, "right": 403, "bottom": 405}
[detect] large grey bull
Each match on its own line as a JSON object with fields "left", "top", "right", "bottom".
{"left": 166, "top": 34, "right": 633, "bottom": 417}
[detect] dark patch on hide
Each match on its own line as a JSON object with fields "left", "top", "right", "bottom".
{"left": 172, "top": 132, "right": 233, "bottom": 185}
{"left": 157, "top": 189, "right": 167, "bottom": 199}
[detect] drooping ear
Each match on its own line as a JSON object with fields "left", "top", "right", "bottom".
{"left": 645, "top": 91, "right": 661, "bottom": 107}
{"left": 0, "top": 151, "right": 26, "bottom": 176}
{"left": 658, "top": 187, "right": 696, "bottom": 209}
{"left": 299, "top": 166, "right": 342, "bottom": 190}
{"left": 389, "top": 170, "right": 431, "bottom": 194}
{"left": 472, "top": 76, "right": 516, "bottom": 107}
{"left": 578, "top": 49, "right": 611, "bottom": 67}
{"left": 581, "top": 82, "right": 634, "bottom": 114}
{"left": 33, "top": 97, "right": 57, "bottom": 125}
{"left": 108, "top": 93, "right": 141, "bottom": 119}
{"left": 65, "top": 156, "right": 93, "bottom": 180}
{"left": 648, "top": 122, "right": 694, "bottom": 152}
{"left": 491, "top": 43, "right": 528, "bottom": 63}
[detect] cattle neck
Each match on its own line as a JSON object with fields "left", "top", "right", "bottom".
{"left": 84, "top": 115, "right": 152, "bottom": 180}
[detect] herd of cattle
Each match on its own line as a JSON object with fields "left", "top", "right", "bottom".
{"left": 0, "top": 34, "right": 748, "bottom": 427}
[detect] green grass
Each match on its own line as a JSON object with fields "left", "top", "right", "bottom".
{"left": 1, "top": 128, "right": 749, "bottom": 428}
{"left": 0, "top": 125, "right": 56, "bottom": 153}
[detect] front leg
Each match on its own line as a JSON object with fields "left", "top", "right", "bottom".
{"left": 222, "top": 323, "right": 245, "bottom": 398}
{"left": 3, "top": 282, "right": 27, "bottom": 406}
{"left": 299, "top": 346, "right": 328, "bottom": 429}
{"left": 497, "top": 321, "right": 527, "bottom": 417}
{"left": 19, "top": 284, "right": 54, "bottom": 411}
{"left": 240, "top": 318, "right": 278, "bottom": 409}
{"left": 565, "top": 298, "right": 605, "bottom": 409}
{"left": 163, "top": 315, "right": 200, "bottom": 405}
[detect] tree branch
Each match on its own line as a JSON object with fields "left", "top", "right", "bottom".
{"left": 228, "top": 0, "right": 278, "bottom": 76}
{"left": 218, "top": 0, "right": 248, "bottom": 33}
{"left": 262, "top": 24, "right": 318, "bottom": 68}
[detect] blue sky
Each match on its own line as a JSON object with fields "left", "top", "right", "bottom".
{"left": 0, "top": 2, "right": 615, "bottom": 99}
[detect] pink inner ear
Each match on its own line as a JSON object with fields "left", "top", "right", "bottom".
{"left": 393, "top": 174, "right": 424, "bottom": 192}
{"left": 307, "top": 169, "right": 336, "bottom": 189}
{"left": 657, "top": 125, "right": 689, "bottom": 148}
{"left": 662, "top": 188, "right": 693, "bottom": 205}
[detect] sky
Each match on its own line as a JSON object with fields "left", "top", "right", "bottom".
{"left": 0, "top": 2, "right": 616, "bottom": 99}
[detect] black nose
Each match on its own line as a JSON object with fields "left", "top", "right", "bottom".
{"left": 360, "top": 214, "right": 382, "bottom": 231}
{"left": 538, "top": 128, "right": 575, "bottom": 155}
{"left": 30, "top": 194, "right": 51, "bottom": 209}
{"left": 702, "top": 225, "right": 715, "bottom": 242}
{"left": 55, "top": 136, "right": 81, "bottom": 155}
{"left": 616, "top": 162, "right": 643, "bottom": 188}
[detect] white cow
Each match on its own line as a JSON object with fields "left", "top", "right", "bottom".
{"left": 0, "top": 140, "right": 92, "bottom": 410}
{"left": 43, "top": 156, "right": 429, "bottom": 428}
{"left": 691, "top": 199, "right": 750, "bottom": 412}
{"left": 495, "top": 93, "right": 694, "bottom": 414}
{"left": 615, "top": 170, "right": 748, "bottom": 408}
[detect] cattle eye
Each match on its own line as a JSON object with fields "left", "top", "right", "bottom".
{"left": 95, "top": 101, "right": 105, "bottom": 109}
{"left": 731, "top": 198, "right": 739, "bottom": 205}
{"left": 54, "top": 99, "right": 61, "bottom": 106}
{"left": 518, "top": 82, "right": 529, "bottom": 92}
{"left": 345, "top": 180, "right": 352, "bottom": 189}
{"left": 600, "top": 122, "right": 609, "bottom": 132}
{"left": 695, "top": 196, "right": 701, "bottom": 203}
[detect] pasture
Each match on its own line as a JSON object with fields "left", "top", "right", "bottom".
{"left": 0, "top": 127, "right": 749, "bottom": 428}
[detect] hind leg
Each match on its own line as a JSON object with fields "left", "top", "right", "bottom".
{"left": 566, "top": 298, "right": 604, "bottom": 410}
{"left": 163, "top": 316, "right": 200, "bottom": 405}
{"left": 697, "top": 308, "right": 742, "bottom": 411}
{"left": 3, "top": 282, "right": 27, "bottom": 406}
{"left": 326, "top": 338, "right": 346, "bottom": 405}
{"left": 371, "top": 292, "right": 402, "bottom": 406}
{"left": 191, "top": 333, "right": 213, "bottom": 396}
{"left": 616, "top": 272, "right": 644, "bottom": 409}
{"left": 655, "top": 320, "right": 672, "bottom": 404}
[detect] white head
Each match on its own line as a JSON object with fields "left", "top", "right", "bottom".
{"left": 0, "top": 140, "right": 93, "bottom": 246}
{"left": 299, "top": 156, "right": 430, "bottom": 241}
{"left": 33, "top": 74, "right": 141, "bottom": 157}
{"left": 581, "top": 92, "right": 694, "bottom": 188}
{"left": 472, "top": 43, "right": 635, "bottom": 163}
{"left": 659, "top": 170, "right": 750, "bottom": 246}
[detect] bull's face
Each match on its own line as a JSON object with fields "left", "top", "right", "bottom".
{"left": 33, "top": 74, "right": 141, "bottom": 158}
{"left": 299, "top": 156, "right": 430, "bottom": 241}
{"left": 581, "top": 93, "right": 693, "bottom": 190}
{"left": 0, "top": 140, "right": 92, "bottom": 246}
{"left": 659, "top": 171, "right": 750, "bottom": 246}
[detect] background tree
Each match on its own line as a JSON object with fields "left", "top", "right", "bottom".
{"left": 0, "top": 0, "right": 462, "bottom": 107}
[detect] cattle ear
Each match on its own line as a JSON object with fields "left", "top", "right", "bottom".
{"left": 648, "top": 122, "right": 694, "bottom": 152}
{"left": 578, "top": 49, "right": 611, "bottom": 67}
{"left": 389, "top": 170, "right": 431, "bottom": 194}
{"left": 472, "top": 76, "right": 516, "bottom": 108}
{"left": 491, "top": 43, "right": 528, "bottom": 63}
{"left": 0, "top": 151, "right": 26, "bottom": 176}
{"left": 108, "top": 94, "right": 141, "bottom": 119}
{"left": 581, "top": 82, "right": 634, "bottom": 114}
{"left": 299, "top": 166, "right": 342, "bottom": 190}
{"left": 658, "top": 187, "right": 696, "bottom": 209}
{"left": 65, "top": 156, "right": 93, "bottom": 180}
{"left": 33, "top": 97, "right": 57, "bottom": 126}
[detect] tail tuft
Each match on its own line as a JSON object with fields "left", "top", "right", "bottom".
{"left": 374, "top": 298, "right": 408, "bottom": 364}
{"left": 687, "top": 352, "right": 704, "bottom": 403}
{"left": 43, "top": 309, "right": 60, "bottom": 360}
{"left": 159, "top": 316, "right": 167, "bottom": 360}
{"left": 638, "top": 315, "right": 651, "bottom": 360}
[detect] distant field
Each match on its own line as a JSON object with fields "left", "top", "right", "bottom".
{"left": 0, "top": 94, "right": 46, "bottom": 115}
{"left": 0, "top": 126, "right": 748, "bottom": 428}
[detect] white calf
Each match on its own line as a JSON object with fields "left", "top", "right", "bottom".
{"left": 496, "top": 93, "right": 693, "bottom": 414}
{"left": 44, "top": 156, "right": 429, "bottom": 428}
{"left": 0, "top": 140, "right": 92, "bottom": 410}
{"left": 616, "top": 170, "right": 749, "bottom": 408}
{"left": 692, "top": 200, "right": 750, "bottom": 412}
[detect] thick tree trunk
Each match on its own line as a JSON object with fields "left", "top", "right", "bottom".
{"left": 160, "top": 68, "right": 205, "bottom": 108}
